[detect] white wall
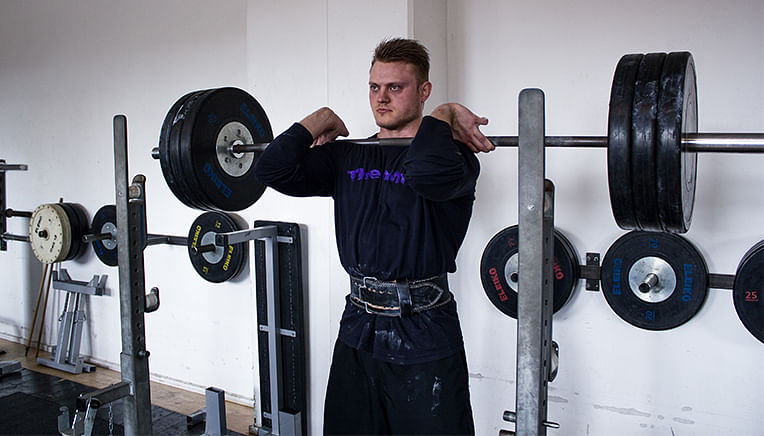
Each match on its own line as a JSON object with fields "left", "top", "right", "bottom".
{"left": 0, "top": 1, "right": 762, "bottom": 435}
{"left": 448, "top": 1, "right": 764, "bottom": 435}
{"left": 0, "top": 0, "right": 256, "bottom": 404}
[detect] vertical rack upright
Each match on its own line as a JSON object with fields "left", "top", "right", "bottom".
{"left": 113, "top": 115, "right": 153, "bottom": 435}
{"left": 514, "top": 89, "right": 557, "bottom": 435}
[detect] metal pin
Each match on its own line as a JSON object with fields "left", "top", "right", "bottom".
{"left": 191, "top": 243, "right": 217, "bottom": 255}
{"left": 639, "top": 273, "right": 659, "bottom": 293}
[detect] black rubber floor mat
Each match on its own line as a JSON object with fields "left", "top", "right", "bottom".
{"left": 0, "top": 368, "right": 244, "bottom": 435}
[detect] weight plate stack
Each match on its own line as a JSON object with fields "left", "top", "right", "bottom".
{"left": 29, "top": 203, "right": 88, "bottom": 264}
{"left": 159, "top": 87, "right": 273, "bottom": 211}
{"left": 630, "top": 53, "right": 667, "bottom": 232}
{"left": 479, "top": 225, "right": 580, "bottom": 319}
{"left": 600, "top": 231, "right": 708, "bottom": 330}
{"left": 172, "top": 90, "right": 217, "bottom": 210}
{"left": 656, "top": 52, "right": 698, "bottom": 233}
{"left": 608, "top": 53, "right": 643, "bottom": 230}
{"left": 59, "top": 202, "right": 88, "bottom": 261}
{"left": 733, "top": 240, "right": 763, "bottom": 344}
{"left": 90, "top": 204, "right": 119, "bottom": 266}
{"left": 159, "top": 91, "right": 202, "bottom": 209}
{"left": 187, "top": 211, "right": 248, "bottom": 283}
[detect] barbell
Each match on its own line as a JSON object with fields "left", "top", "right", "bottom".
{"left": 151, "top": 51, "right": 764, "bottom": 233}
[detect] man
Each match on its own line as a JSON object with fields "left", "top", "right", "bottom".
{"left": 254, "top": 37, "right": 493, "bottom": 435}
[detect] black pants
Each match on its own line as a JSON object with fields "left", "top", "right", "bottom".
{"left": 323, "top": 340, "right": 475, "bottom": 435}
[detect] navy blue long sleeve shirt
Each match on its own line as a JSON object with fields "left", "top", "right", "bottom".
{"left": 253, "top": 115, "right": 479, "bottom": 363}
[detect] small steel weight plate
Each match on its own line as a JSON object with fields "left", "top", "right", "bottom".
{"left": 480, "top": 225, "right": 580, "bottom": 319}
{"left": 601, "top": 231, "right": 708, "bottom": 330}
{"left": 630, "top": 53, "right": 666, "bottom": 231}
{"left": 608, "top": 53, "right": 643, "bottom": 230}
{"left": 733, "top": 240, "right": 764, "bottom": 344}
{"left": 656, "top": 52, "right": 697, "bottom": 233}
{"left": 187, "top": 211, "right": 247, "bottom": 283}
{"left": 91, "top": 204, "right": 119, "bottom": 266}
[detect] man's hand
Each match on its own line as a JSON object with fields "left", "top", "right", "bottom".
{"left": 430, "top": 103, "right": 494, "bottom": 153}
{"left": 299, "top": 107, "right": 350, "bottom": 146}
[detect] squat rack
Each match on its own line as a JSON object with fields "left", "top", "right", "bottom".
{"left": 59, "top": 116, "right": 301, "bottom": 436}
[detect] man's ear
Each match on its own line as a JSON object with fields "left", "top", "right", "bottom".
{"left": 420, "top": 81, "right": 432, "bottom": 103}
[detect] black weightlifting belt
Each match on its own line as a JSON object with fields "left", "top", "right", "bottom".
{"left": 349, "top": 274, "right": 451, "bottom": 317}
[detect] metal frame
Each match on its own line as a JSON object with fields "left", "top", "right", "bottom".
{"left": 257, "top": 226, "right": 302, "bottom": 436}
{"left": 36, "top": 269, "right": 107, "bottom": 374}
{"left": 0, "top": 160, "right": 29, "bottom": 251}
{"left": 113, "top": 114, "right": 153, "bottom": 435}
{"left": 59, "top": 115, "right": 152, "bottom": 436}
{"left": 215, "top": 224, "right": 301, "bottom": 436}
{"left": 511, "top": 89, "right": 559, "bottom": 435}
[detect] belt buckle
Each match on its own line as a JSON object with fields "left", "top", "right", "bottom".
{"left": 358, "top": 276, "right": 378, "bottom": 314}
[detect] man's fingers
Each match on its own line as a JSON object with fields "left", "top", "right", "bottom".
{"left": 312, "top": 125, "right": 350, "bottom": 147}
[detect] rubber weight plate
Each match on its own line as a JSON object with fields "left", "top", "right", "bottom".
{"left": 631, "top": 53, "right": 666, "bottom": 231}
{"left": 187, "top": 211, "right": 247, "bottom": 283}
{"left": 608, "top": 53, "right": 643, "bottom": 231}
{"left": 159, "top": 91, "right": 204, "bottom": 209}
{"left": 172, "top": 90, "right": 218, "bottom": 210}
{"left": 480, "top": 225, "right": 580, "bottom": 319}
{"left": 170, "top": 91, "right": 219, "bottom": 209}
{"left": 90, "top": 204, "right": 119, "bottom": 267}
{"left": 601, "top": 231, "right": 708, "bottom": 330}
{"left": 59, "top": 202, "right": 88, "bottom": 261}
{"left": 180, "top": 87, "right": 272, "bottom": 211}
{"left": 732, "top": 240, "right": 763, "bottom": 344}
{"left": 656, "top": 52, "right": 698, "bottom": 233}
{"left": 29, "top": 203, "right": 72, "bottom": 264}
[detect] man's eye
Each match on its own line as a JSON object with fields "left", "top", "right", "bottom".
{"left": 390, "top": 85, "right": 400, "bottom": 91}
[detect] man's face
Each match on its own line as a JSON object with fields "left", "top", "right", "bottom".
{"left": 369, "top": 61, "right": 431, "bottom": 136}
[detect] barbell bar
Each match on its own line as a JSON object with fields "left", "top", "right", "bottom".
{"left": 150, "top": 133, "right": 764, "bottom": 157}
{"left": 150, "top": 51, "right": 763, "bottom": 233}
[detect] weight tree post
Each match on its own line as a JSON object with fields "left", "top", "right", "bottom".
{"left": 114, "top": 115, "right": 153, "bottom": 435}
{"left": 515, "top": 89, "right": 556, "bottom": 435}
